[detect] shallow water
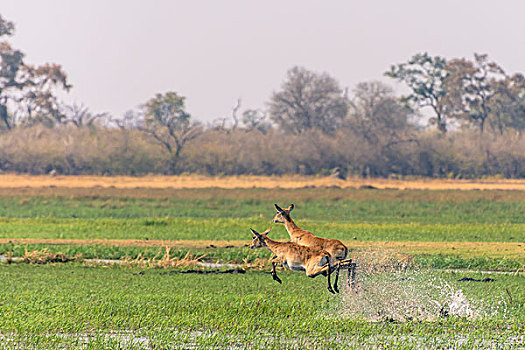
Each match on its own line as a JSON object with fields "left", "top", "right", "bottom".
{"left": 340, "top": 267, "right": 509, "bottom": 321}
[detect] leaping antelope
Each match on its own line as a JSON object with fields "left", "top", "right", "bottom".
{"left": 249, "top": 227, "right": 337, "bottom": 294}
{"left": 273, "top": 204, "right": 355, "bottom": 291}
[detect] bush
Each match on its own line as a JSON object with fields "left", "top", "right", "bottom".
{"left": 1, "top": 125, "right": 525, "bottom": 178}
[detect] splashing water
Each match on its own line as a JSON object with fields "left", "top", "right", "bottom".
{"left": 340, "top": 249, "right": 508, "bottom": 322}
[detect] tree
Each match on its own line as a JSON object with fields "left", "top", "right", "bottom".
{"left": 444, "top": 54, "right": 506, "bottom": 133}
{"left": 114, "top": 110, "right": 142, "bottom": 130}
{"left": 488, "top": 73, "right": 525, "bottom": 134}
{"left": 500, "top": 75, "right": 525, "bottom": 133}
{"left": 210, "top": 99, "right": 242, "bottom": 133}
{"left": 268, "top": 66, "right": 348, "bottom": 134}
{"left": 62, "top": 103, "right": 109, "bottom": 128}
{"left": 345, "top": 81, "right": 417, "bottom": 176}
{"left": 241, "top": 108, "right": 271, "bottom": 134}
{"left": 0, "top": 14, "right": 71, "bottom": 129}
{"left": 140, "top": 92, "right": 202, "bottom": 173}
{"left": 19, "top": 64, "right": 71, "bottom": 126}
{"left": 385, "top": 53, "right": 449, "bottom": 133}
{"left": 347, "top": 81, "right": 414, "bottom": 143}
{"left": 504, "top": 74, "right": 525, "bottom": 133}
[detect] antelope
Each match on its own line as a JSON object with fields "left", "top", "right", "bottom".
{"left": 249, "top": 227, "right": 337, "bottom": 294}
{"left": 273, "top": 204, "right": 355, "bottom": 292}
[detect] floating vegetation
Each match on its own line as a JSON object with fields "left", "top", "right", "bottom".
{"left": 22, "top": 248, "right": 82, "bottom": 264}
{"left": 117, "top": 246, "right": 207, "bottom": 268}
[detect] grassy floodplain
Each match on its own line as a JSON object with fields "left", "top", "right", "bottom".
{"left": 0, "top": 265, "right": 523, "bottom": 349}
{"left": 0, "top": 175, "right": 524, "bottom": 348}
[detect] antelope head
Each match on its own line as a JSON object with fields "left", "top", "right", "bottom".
{"left": 249, "top": 227, "right": 271, "bottom": 249}
{"left": 273, "top": 203, "right": 294, "bottom": 223}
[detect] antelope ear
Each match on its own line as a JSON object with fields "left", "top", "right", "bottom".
{"left": 288, "top": 204, "right": 294, "bottom": 212}
{"left": 250, "top": 228, "right": 262, "bottom": 238}
{"left": 274, "top": 204, "right": 285, "bottom": 213}
{"left": 262, "top": 227, "right": 272, "bottom": 236}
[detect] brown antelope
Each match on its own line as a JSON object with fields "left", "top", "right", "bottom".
{"left": 249, "top": 227, "right": 337, "bottom": 294}
{"left": 273, "top": 204, "right": 354, "bottom": 292}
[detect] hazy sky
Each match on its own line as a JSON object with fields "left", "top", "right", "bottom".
{"left": 2, "top": 0, "right": 525, "bottom": 123}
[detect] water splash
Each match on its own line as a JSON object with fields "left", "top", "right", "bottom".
{"left": 340, "top": 249, "right": 507, "bottom": 322}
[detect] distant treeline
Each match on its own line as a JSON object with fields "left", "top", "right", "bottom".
{"left": 1, "top": 125, "right": 524, "bottom": 178}
{"left": 0, "top": 14, "right": 524, "bottom": 177}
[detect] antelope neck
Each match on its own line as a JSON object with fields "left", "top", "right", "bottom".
{"left": 263, "top": 236, "right": 282, "bottom": 253}
{"left": 284, "top": 218, "right": 300, "bottom": 234}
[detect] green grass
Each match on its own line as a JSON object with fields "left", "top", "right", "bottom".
{"left": 0, "top": 243, "right": 270, "bottom": 264}
{"left": 1, "top": 243, "right": 523, "bottom": 272}
{"left": 0, "top": 264, "right": 523, "bottom": 349}
{"left": 412, "top": 254, "right": 524, "bottom": 271}
{"left": 1, "top": 190, "right": 524, "bottom": 243}
{"left": 2, "top": 194, "right": 525, "bottom": 224}
{"left": 0, "top": 217, "right": 524, "bottom": 242}
{"left": 0, "top": 187, "right": 524, "bottom": 348}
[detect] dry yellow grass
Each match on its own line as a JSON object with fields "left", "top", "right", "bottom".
{"left": 1, "top": 238, "right": 523, "bottom": 260}
{"left": 0, "top": 238, "right": 246, "bottom": 248}
{"left": 119, "top": 247, "right": 207, "bottom": 268}
{"left": 1, "top": 174, "right": 525, "bottom": 190}
{"left": 22, "top": 248, "right": 81, "bottom": 264}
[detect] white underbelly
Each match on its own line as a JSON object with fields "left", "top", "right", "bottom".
{"left": 283, "top": 261, "right": 305, "bottom": 272}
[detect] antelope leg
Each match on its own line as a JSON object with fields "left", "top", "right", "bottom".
{"left": 327, "top": 265, "right": 336, "bottom": 294}
{"left": 347, "top": 260, "right": 352, "bottom": 287}
{"left": 333, "top": 262, "right": 341, "bottom": 293}
{"left": 348, "top": 262, "right": 357, "bottom": 290}
{"left": 271, "top": 262, "right": 282, "bottom": 284}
